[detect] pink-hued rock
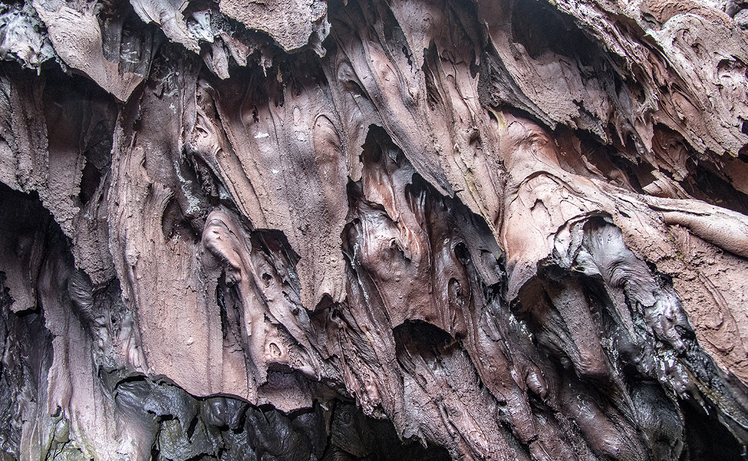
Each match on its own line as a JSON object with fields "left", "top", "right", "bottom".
{"left": 1, "top": 0, "right": 748, "bottom": 459}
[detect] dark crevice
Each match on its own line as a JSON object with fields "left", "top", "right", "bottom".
{"left": 682, "top": 398, "right": 748, "bottom": 460}
{"left": 510, "top": 0, "right": 597, "bottom": 66}
{"left": 683, "top": 160, "right": 748, "bottom": 215}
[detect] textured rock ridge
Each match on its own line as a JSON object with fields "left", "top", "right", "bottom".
{"left": 2, "top": 0, "right": 748, "bottom": 459}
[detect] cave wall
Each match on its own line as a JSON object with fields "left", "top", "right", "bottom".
{"left": 2, "top": 0, "right": 748, "bottom": 459}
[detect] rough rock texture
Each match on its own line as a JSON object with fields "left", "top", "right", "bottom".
{"left": 2, "top": 0, "right": 748, "bottom": 459}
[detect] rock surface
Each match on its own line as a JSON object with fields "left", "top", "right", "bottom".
{"left": 2, "top": 0, "right": 748, "bottom": 459}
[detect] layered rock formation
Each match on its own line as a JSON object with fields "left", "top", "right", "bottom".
{"left": 2, "top": 0, "right": 748, "bottom": 459}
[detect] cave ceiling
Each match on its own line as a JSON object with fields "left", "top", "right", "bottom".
{"left": 1, "top": 0, "right": 748, "bottom": 459}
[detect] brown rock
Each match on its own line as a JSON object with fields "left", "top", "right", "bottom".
{"left": 0, "top": 0, "right": 747, "bottom": 459}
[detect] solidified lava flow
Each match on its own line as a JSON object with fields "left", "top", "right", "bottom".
{"left": 2, "top": 0, "right": 748, "bottom": 459}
